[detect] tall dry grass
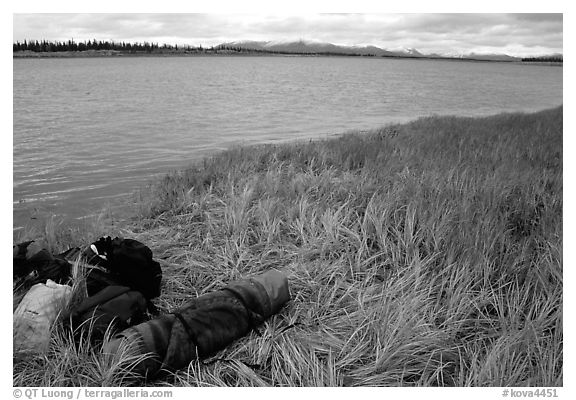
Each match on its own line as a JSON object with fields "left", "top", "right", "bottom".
{"left": 13, "top": 107, "right": 562, "bottom": 386}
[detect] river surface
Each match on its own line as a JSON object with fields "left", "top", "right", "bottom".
{"left": 13, "top": 56, "right": 563, "bottom": 229}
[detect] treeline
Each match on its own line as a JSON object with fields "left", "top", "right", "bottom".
{"left": 13, "top": 39, "right": 374, "bottom": 57}
{"left": 521, "top": 56, "right": 563, "bottom": 63}
{"left": 13, "top": 39, "right": 207, "bottom": 53}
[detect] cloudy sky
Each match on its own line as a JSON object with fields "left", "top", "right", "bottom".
{"left": 13, "top": 13, "right": 563, "bottom": 57}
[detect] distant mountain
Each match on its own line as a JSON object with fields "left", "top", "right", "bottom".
{"left": 217, "top": 40, "right": 418, "bottom": 58}
{"left": 216, "top": 40, "right": 530, "bottom": 61}
{"left": 443, "top": 52, "right": 521, "bottom": 62}
{"left": 387, "top": 47, "right": 426, "bottom": 57}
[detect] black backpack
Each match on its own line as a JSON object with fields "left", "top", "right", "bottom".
{"left": 70, "top": 285, "right": 149, "bottom": 341}
{"left": 84, "top": 237, "right": 162, "bottom": 300}
{"left": 13, "top": 241, "right": 72, "bottom": 286}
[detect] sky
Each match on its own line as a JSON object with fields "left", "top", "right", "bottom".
{"left": 12, "top": 13, "right": 563, "bottom": 57}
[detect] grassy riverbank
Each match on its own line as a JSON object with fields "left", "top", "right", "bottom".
{"left": 13, "top": 107, "right": 563, "bottom": 387}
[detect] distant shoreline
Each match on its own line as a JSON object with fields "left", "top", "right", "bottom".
{"left": 12, "top": 50, "right": 563, "bottom": 66}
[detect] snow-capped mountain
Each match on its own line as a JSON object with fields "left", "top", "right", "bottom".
{"left": 216, "top": 40, "right": 542, "bottom": 62}
{"left": 440, "top": 52, "right": 520, "bottom": 62}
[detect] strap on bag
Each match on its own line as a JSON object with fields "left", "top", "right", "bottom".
{"left": 220, "top": 287, "right": 263, "bottom": 336}
{"left": 172, "top": 311, "right": 200, "bottom": 358}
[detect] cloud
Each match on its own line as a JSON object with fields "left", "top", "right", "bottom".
{"left": 511, "top": 13, "right": 562, "bottom": 23}
{"left": 13, "top": 13, "right": 563, "bottom": 56}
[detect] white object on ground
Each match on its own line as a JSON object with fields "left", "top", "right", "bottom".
{"left": 13, "top": 279, "right": 72, "bottom": 355}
